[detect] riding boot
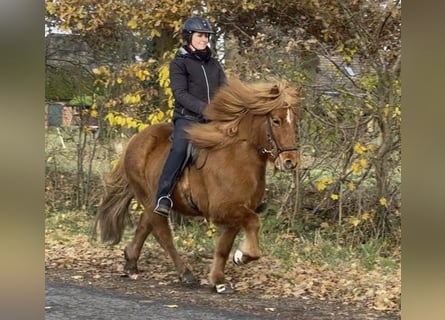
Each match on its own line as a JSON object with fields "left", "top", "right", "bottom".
{"left": 154, "top": 119, "right": 191, "bottom": 217}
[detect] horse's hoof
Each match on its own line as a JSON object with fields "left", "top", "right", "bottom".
{"left": 129, "top": 273, "right": 139, "bottom": 280}
{"left": 122, "top": 266, "right": 139, "bottom": 279}
{"left": 233, "top": 249, "right": 244, "bottom": 265}
{"left": 180, "top": 274, "right": 198, "bottom": 287}
{"left": 121, "top": 270, "right": 139, "bottom": 279}
{"left": 121, "top": 271, "right": 139, "bottom": 279}
{"left": 215, "top": 283, "right": 234, "bottom": 294}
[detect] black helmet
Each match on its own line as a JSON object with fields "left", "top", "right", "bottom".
{"left": 182, "top": 17, "right": 214, "bottom": 43}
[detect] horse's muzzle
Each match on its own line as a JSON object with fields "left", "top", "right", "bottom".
{"left": 284, "top": 159, "right": 297, "bottom": 170}
{"left": 274, "top": 154, "right": 299, "bottom": 171}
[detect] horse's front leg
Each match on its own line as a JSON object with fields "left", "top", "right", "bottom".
{"left": 233, "top": 207, "right": 261, "bottom": 266}
{"left": 210, "top": 225, "right": 240, "bottom": 293}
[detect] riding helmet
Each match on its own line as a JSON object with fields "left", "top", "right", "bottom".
{"left": 182, "top": 17, "right": 214, "bottom": 43}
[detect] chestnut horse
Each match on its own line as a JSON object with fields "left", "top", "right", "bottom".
{"left": 94, "top": 79, "right": 300, "bottom": 293}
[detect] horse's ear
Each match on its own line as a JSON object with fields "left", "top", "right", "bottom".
{"left": 270, "top": 84, "right": 280, "bottom": 95}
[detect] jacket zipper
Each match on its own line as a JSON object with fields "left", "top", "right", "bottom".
{"left": 201, "top": 65, "right": 211, "bottom": 103}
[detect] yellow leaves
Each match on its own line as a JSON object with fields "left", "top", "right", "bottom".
{"left": 158, "top": 62, "right": 174, "bottom": 113}
{"left": 315, "top": 177, "right": 333, "bottom": 191}
{"left": 362, "top": 212, "right": 371, "bottom": 221}
{"left": 59, "top": 23, "right": 72, "bottom": 32}
{"left": 365, "top": 101, "right": 374, "bottom": 110}
{"left": 367, "top": 143, "right": 377, "bottom": 152}
{"left": 116, "top": 63, "right": 152, "bottom": 85}
{"left": 126, "top": 118, "right": 139, "bottom": 129}
{"left": 135, "top": 69, "right": 150, "bottom": 81}
{"left": 379, "top": 197, "right": 388, "bottom": 207}
{"left": 335, "top": 43, "right": 344, "bottom": 53}
{"left": 381, "top": 103, "right": 401, "bottom": 121}
{"left": 353, "top": 143, "right": 367, "bottom": 155}
{"left": 183, "top": 236, "right": 195, "bottom": 248}
{"left": 92, "top": 66, "right": 111, "bottom": 77}
{"left": 166, "top": 89, "right": 174, "bottom": 108}
{"left": 330, "top": 193, "right": 339, "bottom": 200}
{"left": 158, "top": 64, "right": 170, "bottom": 88}
{"left": 127, "top": 19, "right": 138, "bottom": 29}
{"left": 350, "top": 161, "right": 361, "bottom": 174}
{"left": 123, "top": 93, "right": 141, "bottom": 105}
{"left": 351, "top": 143, "right": 372, "bottom": 174}
{"left": 110, "top": 158, "right": 119, "bottom": 169}
{"left": 242, "top": 1, "right": 256, "bottom": 10}
{"left": 383, "top": 104, "right": 390, "bottom": 117}
{"left": 131, "top": 201, "right": 139, "bottom": 211}
{"left": 148, "top": 110, "right": 167, "bottom": 124}
{"left": 150, "top": 29, "right": 161, "bottom": 38}
{"left": 392, "top": 106, "right": 401, "bottom": 119}
{"left": 137, "top": 123, "right": 149, "bottom": 132}
{"left": 342, "top": 48, "right": 356, "bottom": 63}
{"left": 46, "top": 1, "right": 57, "bottom": 15}
{"left": 348, "top": 182, "right": 356, "bottom": 192}
{"left": 106, "top": 112, "right": 144, "bottom": 130}
{"left": 348, "top": 212, "right": 372, "bottom": 227}
{"left": 206, "top": 223, "right": 217, "bottom": 238}
{"left": 350, "top": 157, "right": 368, "bottom": 174}
{"left": 359, "top": 158, "right": 368, "bottom": 168}
{"left": 171, "top": 19, "right": 182, "bottom": 33}
{"left": 349, "top": 217, "right": 361, "bottom": 227}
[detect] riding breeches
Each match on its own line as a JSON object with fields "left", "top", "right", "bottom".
{"left": 155, "top": 118, "right": 194, "bottom": 199}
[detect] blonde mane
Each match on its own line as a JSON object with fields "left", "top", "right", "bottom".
{"left": 186, "top": 79, "right": 299, "bottom": 149}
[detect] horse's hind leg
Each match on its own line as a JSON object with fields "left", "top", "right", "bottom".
{"left": 123, "top": 209, "right": 153, "bottom": 278}
{"left": 210, "top": 226, "right": 241, "bottom": 293}
{"left": 151, "top": 216, "right": 197, "bottom": 286}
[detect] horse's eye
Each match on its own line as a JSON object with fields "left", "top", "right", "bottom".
{"left": 272, "top": 118, "right": 281, "bottom": 126}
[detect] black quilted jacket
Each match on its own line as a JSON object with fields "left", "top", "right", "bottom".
{"left": 170, "top": 45, "right": 227, "bottom": 122}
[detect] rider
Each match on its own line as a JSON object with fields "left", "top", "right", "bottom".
{"left": 154, "top": 16, "right": 227, "bottom": 217}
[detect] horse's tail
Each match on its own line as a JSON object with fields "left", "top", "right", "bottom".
{"left": 94, "top": 152, "right": 133, "bottom": 245}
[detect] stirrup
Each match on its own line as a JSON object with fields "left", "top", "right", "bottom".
{"left": 157, "top": 195, "right": 173, "bottom": 208}
{"left": 154, "top": 195, "right": 173, "bottom": 217}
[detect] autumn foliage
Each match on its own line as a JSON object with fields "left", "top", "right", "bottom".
{"left": 45, "top": 0, "right": 401, "bottom": 313}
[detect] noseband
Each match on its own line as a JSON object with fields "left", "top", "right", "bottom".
{"left": 260, "top": 114, "right": 298, "bottom": 160}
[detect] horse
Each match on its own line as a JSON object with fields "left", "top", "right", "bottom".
{"left": 94, "top": 79, "right": 301, "bottom": 293}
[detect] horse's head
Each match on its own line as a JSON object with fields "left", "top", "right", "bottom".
{"left": 261, "top": 85, "right": 300, "bottom": 171}
{"left": 186, "top": 79, "right": 300, "bottom": 171}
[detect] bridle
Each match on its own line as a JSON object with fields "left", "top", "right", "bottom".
{"left": 259, "top": 114, "right": 298, "bottom": 161}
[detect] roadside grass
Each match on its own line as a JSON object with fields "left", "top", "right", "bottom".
{"left": 45, "top": 210, "right": 400, "bottom": 275}
{"left": 45, "top": 211, "right": 401, "bottom": 272}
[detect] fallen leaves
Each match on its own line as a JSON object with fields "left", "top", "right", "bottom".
{"left": 45, "top": 215, "right": 400, "bottom": 316}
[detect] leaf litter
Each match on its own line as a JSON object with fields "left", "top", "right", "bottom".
{"left": 45, "top": 214, "right": 400, "bottom": 319}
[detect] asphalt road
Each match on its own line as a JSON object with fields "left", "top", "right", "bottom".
{"left": 45, "top": 280, "right": 276, "bottom": 320}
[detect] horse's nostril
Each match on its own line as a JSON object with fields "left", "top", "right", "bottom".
{"left": 284, "top": 159, "right": 296, "bottom": 169}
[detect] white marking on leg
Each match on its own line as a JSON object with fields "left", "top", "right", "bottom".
{"left": 215, "top": 284, "right": 227, "bottom": 293}
{"left": 233, "top": 249, "right": 244, "bottom": 265}
{"left": 215, "top": 283, "right": 233, "bottom": 293}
